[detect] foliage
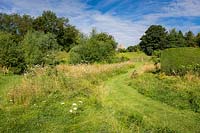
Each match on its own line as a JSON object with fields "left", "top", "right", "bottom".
{"left": 69, "top": 31, "right": 117, "bottom": 64}
{"left": 166, "top": 29, "right": 186, "bottom": 48}
{"left": 195, "top": 33, "right": 200, "bottom": 47}
{"left": 22, "top": 31, "right": 60, "bottom": 66}
{"left": 161, "top": 48, "right": 200, "bottom": 75}
{"left": 128, "top": 72, "right": 200, "bottom": 113}
{"left": 0, "top": 13, "right": 33, "bottom": 36}
{"left": 33, "top": 11, "right": 79, "bottom": 51}
{"left": 185, "top": 31, "right": 197, "bottom": 47}
{"left": 0, "top": 32, "right": 26, "bottom": 74}
{"left": 139, "top": 25, "right": 168, "bottom": 55}
{"left": 126, "top": 45, "right": 140, "bottom": 52}
{"left": 0, "top": 11, "right": 79, "bottom": 52}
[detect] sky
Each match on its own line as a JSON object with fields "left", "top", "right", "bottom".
{"left": 0, "top": 0, "right": 200, "bottom": 47}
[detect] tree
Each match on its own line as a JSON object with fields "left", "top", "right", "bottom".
{"left": 69, "top": 31, "right": 117, "bottom": 64}
{"left": 0, "top": 32, "right": 26, "bottom": 74}
{"left": 22, "top": 31, "right": 60, "bottom": 66}
{"left": 0, "top": 13, "right": 33, "bottom": 36}
{"left": 126, "top": 45, "right": 140, "bottom": 52}
{"left": 196, "top": 33, "right": 200, "bottom": 47}
{"left": 139, "top": 25, "right": 168, "bottom": 55}
{"left": 33, "top": 10, "right": 79, "bottom": 51}
{"left": 166, "top": 29, "right": 186, "bottom": 48}
{"left": 57, "top": 25, "right": 80, "bottom": 52}
{"left": 185, "top": 31, "right": 197, "bottom": 47}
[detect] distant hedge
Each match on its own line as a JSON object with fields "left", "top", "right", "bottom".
{"left": 161, "top": 48, "right": 200, "bottom": 75}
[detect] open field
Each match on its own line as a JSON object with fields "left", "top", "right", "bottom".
{"left": 0, "top": 52, "right": 200, "bottom": 132}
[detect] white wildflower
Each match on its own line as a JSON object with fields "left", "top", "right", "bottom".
{"left": 69, "top": 109, "right": 73, "bottom": 113}
{"left": 60, "top": 102, "right": 65, "bottom": 105}
{"left": 10, "top": 99, "right": 13, "bottom": 102}
{"left": 73, "top": 107, "right": 77, "bottom": 110}
{"left": 78, "top": 101, "right": 83, "bottom": 104}
{"left": 72, "top": 103, "right": 77, "bottom": 106}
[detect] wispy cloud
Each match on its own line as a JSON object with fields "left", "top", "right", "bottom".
{"left": 0, "top": 0, "right": 200, "bottom": 47}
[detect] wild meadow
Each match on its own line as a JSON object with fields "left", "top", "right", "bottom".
{"left": 1, "top": 10, "right": 200, "bottom": 132}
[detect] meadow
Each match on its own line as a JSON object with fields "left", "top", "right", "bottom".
{"left": 0, "top": 52, "right": 200, "bottom": 132}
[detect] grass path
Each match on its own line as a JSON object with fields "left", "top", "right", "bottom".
{"left": 103, "top": 63, "right": 200, "bottom": 132}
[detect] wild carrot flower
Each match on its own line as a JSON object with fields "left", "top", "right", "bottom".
{"left": 69, "top": 109, "right": 73, "bottom": 113}
{"left": 78, "top": 101, "right": 83, "bottom": 104}
{"left": 73, "top": 107, "right": 77, "bottom": 110}
{"left": 72, "top": 103, "right": 77, "bottom": 106}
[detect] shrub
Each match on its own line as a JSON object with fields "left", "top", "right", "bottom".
{"left": 69, "top": 31, "right": 116, "bottom": 64}
{"left": 22, "top": 31, "right": 60, "bottom": 66}
{"left": 0, "top": 32, "right": 26, "bottom": 74}
{"left": 161, "top": 48, "right": 200, "bottom": 75}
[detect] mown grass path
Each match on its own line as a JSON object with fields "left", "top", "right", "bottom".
{"left": 103, "top": 63, "right": 200, "bottom": 132}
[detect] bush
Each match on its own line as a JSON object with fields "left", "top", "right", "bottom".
{"left": 22, "top": 31, "right": 60, "bottom": 66}
{"left": 161, "top": 48, "right": 200, "bottom": 75}
{"left": 0, "top": 32, "right": 26, "bottom": 74}
{"left": 69, "top": 31, "right": 116, "bottom": 64}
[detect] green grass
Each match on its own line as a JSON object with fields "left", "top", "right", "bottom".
{"left": 104, "top": 65, "right": 200, "bottom": 132}
{"left": 1, "top": 53, "right": 200, "bottom": 132}
{"left": 0, "top": 73, "right": 22, "bottom": 104}
{"left": 128, "top": 72, "right": 200, "bottom": 113}
{"left": 161, "top": 47, "right": 200, "bottom": 75}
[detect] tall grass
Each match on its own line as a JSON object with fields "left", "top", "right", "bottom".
{"left": 128, "top": 72, "right": 200, "bottom": 113}
{"left": 0, "top": 62, "right": 135, "bottom": 132}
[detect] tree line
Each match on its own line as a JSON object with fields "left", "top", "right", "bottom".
{"left": 0, "top": 11, "right": 117, "bottom": 74}
{"left": 1, "top": 11, "right": 200, "bottom": 74}
{"left": 138, "top": 25, "right": 200, "bottom": 55}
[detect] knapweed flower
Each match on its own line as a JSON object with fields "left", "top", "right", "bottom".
{"left": 73, "top": 107, "right": 77, "bottom": 110}
{"left": 69, "top": 109, "right": 73, "bottom": 113}
{"left": 72, "top": 103, "right": 77, "bottom": 106}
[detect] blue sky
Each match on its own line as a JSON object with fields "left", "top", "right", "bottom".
{"left": 1, "top": 0, "right": 200, "bottom": 47}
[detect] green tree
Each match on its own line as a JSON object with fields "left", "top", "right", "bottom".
{"left": 185, "top": 31, "right": 197, "bottom": 47}
{"left": 139, "top": 25, "right": 168, "bottom": 55}
{"left": 0, "top": 32, "right": 26, "bottom": 74}
{"left": 57, "top": 25, "right": 80, "bottom": 52}
{"left": 126, "top": 45, "right": 140, "bottom": 52}
{"left": 33, "top": 10, "right": 79, "bottom": 51}
{"left": 22, "top": 31, "right": 60, "bottom": 66}
{"left": 69, "top": 31, "right": 116, "bottom": 64}
{"left": 195, "top": 33, "right": 200, "bottom": 47}
{"left": 166, "top": 29, "right": 186, "bottom": 48}
{"left": 0, "top": 13, "right": 33, "bottom": 36}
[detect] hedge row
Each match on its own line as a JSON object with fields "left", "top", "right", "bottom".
{"left": 161, "top": 48, "right": 200, "bottom": 75}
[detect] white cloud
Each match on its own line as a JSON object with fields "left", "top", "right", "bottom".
{"left": 1, "top": 0, "right": 200, "bottom": 47}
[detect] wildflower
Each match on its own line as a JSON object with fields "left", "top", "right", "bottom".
{"left": 10, "top": 99, "right": 13, "bottom": 102}
{"left": 78, "top": 101, "right": 83, "bottom": 104}
{"left": 72, "top": 103, "right": 77, "bottom": 106}
{"left": 69, "top": 109, "right": 73, "bottom": 113}
{"left": 60, "top": 102, "right": 65, "bottom": 105}
{"left": 73, "top": 107, "right": 77, "bottom": 110}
